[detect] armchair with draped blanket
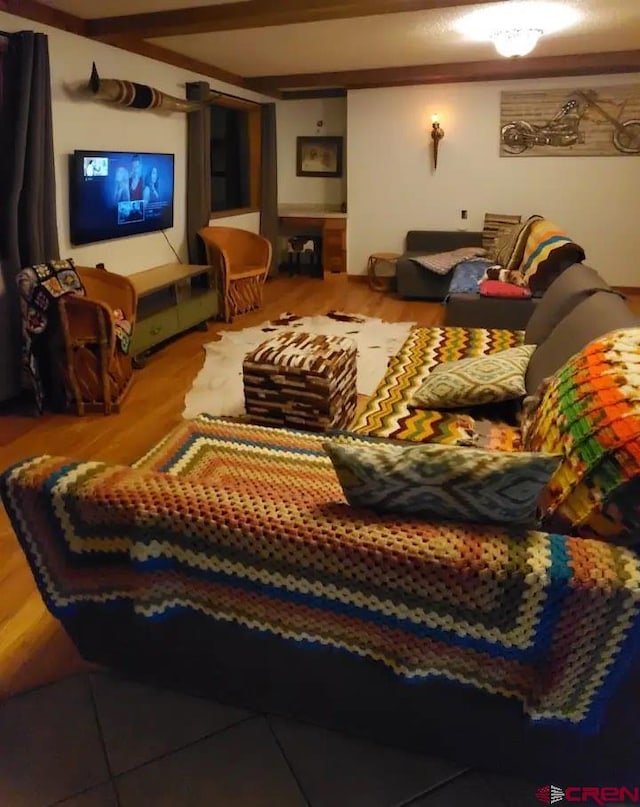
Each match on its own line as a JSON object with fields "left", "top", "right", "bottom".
{"left": 58, "top": 267, "right": 137, "bottom": 415}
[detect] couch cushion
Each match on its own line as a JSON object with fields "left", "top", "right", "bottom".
{"left": 405, "top": 230, "right": 483, "bottom": 253}
{"left": 523, "top": 327, "right": 640, "bottom": 546}
{"left": 524, "top": 263, "right": 617, "bottom": 346}
{"left": 412, "top": 345, "right": 536, "bottom": 409}
{"left": 525, "top": 291, "right": 638, "bottom": 395}
{"left": 324, "top": 440, "right": 559, "bottom": 524}
{"left": 445, "top": 294, "right": 539, "bottom": 331}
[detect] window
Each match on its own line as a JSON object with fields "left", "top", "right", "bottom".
{"left": 210, "top": 99, "right": 261, "bottom": 216}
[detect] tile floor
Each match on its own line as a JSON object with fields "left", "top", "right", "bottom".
{"left": 0, "top": 672, "right": 543, "bottom": 807}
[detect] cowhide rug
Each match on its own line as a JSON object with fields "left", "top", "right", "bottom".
{"left": 183, "top": 311, "right": 415, "bottom": 420}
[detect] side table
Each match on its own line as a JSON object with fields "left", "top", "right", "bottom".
{"left": 367, "top": 252, "right": 401, "bottom": 292}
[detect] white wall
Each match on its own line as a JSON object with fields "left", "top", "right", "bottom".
{"left": 209, "top": 212, "right": 261, "bottom": 232}
{"left": 276, "top": 97, "right": 347, "bottom": 207}
{"left": 347, "top": 76, "right": 640, "bottom": 284}
{"left": 0, "top": 11, "right": 269, "bottom": 276}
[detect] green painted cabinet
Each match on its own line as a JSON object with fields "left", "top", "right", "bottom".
{"left": 129, "top": 263, "right": 218, "bottom": 362}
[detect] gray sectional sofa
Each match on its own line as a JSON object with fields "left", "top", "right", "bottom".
{"left": 395, "top": 229, "right": 542, "bottom": 330}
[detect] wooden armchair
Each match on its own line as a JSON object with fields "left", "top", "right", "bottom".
{"left": 198, "top": 226, "right": 272, "bottom": 322}
{"left": 57, "top": 267, "right": 137, "bottom": 415}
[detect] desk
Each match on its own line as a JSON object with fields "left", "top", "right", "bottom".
{"left": 279, "top": 208, "right": 347, "bottom": 274}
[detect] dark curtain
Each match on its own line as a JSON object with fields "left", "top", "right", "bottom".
{"left": 0, "top": 31, "right": 59, "bottom": 403}
{"left": 186, "top": 81, "right": 212, "bottom": 264}
{"left": 260, "top": 103, "right": 279, "bottom": 276}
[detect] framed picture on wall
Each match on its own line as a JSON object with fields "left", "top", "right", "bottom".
{"left": 296, "top": 136, "right": 343, "bottom": 178}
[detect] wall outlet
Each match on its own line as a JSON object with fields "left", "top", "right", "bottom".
{"left": 461, "top": 210, "right": 468, "bottom": 220}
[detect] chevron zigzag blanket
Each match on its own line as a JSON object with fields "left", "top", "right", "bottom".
{"left": 2, "top": 415, "right": 639, "bottom": 731}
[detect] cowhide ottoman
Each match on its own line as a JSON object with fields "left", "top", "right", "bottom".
{"left": 243, "top": 331, "right": 357, "bottom": 431}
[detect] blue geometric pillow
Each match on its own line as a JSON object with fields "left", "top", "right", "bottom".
{"left": 324, "top": 440, "right": 559, "bottom": 524}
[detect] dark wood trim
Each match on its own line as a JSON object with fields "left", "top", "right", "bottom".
{"left": 251, "top": 50, "right": 640, "bottom": 91}
{"left": 0, "top": 0, "right": 276, "bottom": 99}
{"left": 103, "top": 37, "right": 251, "bottom": 90}
{"left": 347, "top": 274, "right": 368, "bottom": 283}
{"left": 248, "top": 107, "right": 262, "bottom": 209}
{"left": 0, "top": 0, "right": 87, "bottom": 35}
{"left": 282, "top": 89, "right": 347, "bottom": 100}
{"left": 86, "top": 0, "right": 504, "bottom": 39}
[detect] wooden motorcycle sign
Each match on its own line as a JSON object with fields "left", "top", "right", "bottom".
{"left": 500, "top": 86, "right": 640, "bottom": 157}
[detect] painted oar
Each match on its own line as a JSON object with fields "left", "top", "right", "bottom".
{"left": 87, "top": 62, "right": 218, "bottom": 114}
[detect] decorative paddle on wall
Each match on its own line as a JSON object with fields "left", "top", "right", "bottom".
{"left": 86, "top": 62, "right": 218, "bottom": 114}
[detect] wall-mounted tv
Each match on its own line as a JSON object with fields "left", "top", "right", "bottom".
{"left": 69, "top": 150, "right": 175, "bottom": 245}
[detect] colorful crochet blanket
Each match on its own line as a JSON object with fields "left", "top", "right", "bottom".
{"left": 17, "top": 259, "right": 86, "bottom": 412}
{"left": 2, "top": 415, "right": 639, "bottom": 730}
{"left": 353, "top": 326, "right": 524, "bottom": 451}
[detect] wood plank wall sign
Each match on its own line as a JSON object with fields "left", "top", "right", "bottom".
{"left": 500, "top": 84, "right": 640, "bottom": 157}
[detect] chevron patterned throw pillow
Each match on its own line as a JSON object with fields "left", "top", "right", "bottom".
{"left": 324, "top": 441, "right": 560, "bottom": 524}
{"left": 412, "top": 344, "right": 536, "bottom": 409}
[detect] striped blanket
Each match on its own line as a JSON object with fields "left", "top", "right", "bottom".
{"left": 353, "top": 326, "right": 524, "bottom": 451}
{"left": 512, "top": 219, "right": 585, "bottom": 292}
{"left": 2, "top": 415, "right": 639, "bottom": 730}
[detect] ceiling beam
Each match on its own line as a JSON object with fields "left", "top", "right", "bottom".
{"left": 87, "top": 0, "right": 504, "bottom": 40}
{"left": 0, "top": 0, "right": 274, "bottom": 99}
{"left": 250, "top": 50, "right": 640, "bottom": 92}
{"left": 104, "top": 36, "right": 277, "bottom": 96}
{"left": 0, "top": 0, "right": 87, "bottom": 35}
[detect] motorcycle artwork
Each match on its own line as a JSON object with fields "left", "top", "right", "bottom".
{"left": 501, "top": 88, "right": 640, "bottom": 156}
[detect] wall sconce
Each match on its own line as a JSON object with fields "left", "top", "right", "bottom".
{"left": 431, "top": 113, "right": 445, "bottom": 171}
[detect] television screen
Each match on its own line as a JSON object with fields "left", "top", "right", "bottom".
{"left": 70, "top": 150, "right": 175, "bottom": 245}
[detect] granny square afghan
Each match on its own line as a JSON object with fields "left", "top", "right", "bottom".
{"left": 2, "top": 415, "right": 639, "bottom": 730}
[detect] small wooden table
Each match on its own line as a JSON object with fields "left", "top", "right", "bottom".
{"left": 129, "top": 263, "right": 218, "bottom": 366}
{"left": 367, "top": 252, "right": 401, "bottom": 292}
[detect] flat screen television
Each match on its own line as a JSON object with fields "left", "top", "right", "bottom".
{"left": 69, "top": 150, "right": 175, "bottom": 245}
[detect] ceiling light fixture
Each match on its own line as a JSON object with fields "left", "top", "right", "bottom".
{"left": 491, "top": 27, "right": 544, "bottom": 58}
{"left": 454, "top": 2, "right": 580, "bottom": 60}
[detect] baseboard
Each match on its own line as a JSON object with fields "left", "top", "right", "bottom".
{"left": 346, "top": 275, "right": 368, "bottom": 284}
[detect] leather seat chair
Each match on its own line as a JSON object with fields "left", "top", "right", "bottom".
{"left": 198, "top": 226, "right": 272, "bottom": 322}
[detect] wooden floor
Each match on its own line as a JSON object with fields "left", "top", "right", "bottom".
{"left": 0, "top": 274, "right": 446, "bottom": 699}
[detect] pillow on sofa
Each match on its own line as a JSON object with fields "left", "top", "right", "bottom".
{"left": 482, "top": 212, "right": 522, "bottom": 253}
{"left": 523, "top": 327, "right": 640, "bottom": 546}
{"left": 492, "top": 215, "right": 542, "bottom": 271}
{"left": 480, "top": 279, "right": 532, "bottom": 298}
{"left": 411, "top": 246, "right": 487, "bottom": 275}
{"left": 412, "top": 344, "right": 536, "bottom": 409}
{"left": 324, "top": 440, "right": 560, "bottom": 524}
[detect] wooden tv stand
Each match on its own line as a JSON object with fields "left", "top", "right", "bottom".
{"left": 129, "top": 263, "right": 218, "bottom": 366}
